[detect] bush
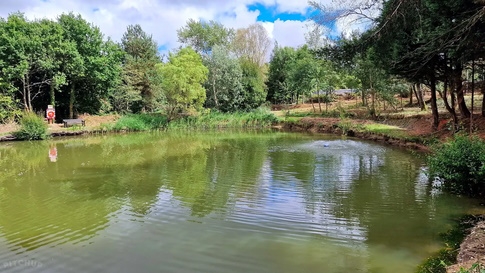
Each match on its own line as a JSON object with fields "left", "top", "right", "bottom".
{"left": 427, "top": 135, "right": 485, "bottom": 196}
{"left": 13, "top": 112, "right": 48, "bottom": 140}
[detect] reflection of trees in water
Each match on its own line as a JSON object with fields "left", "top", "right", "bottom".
{"left": 0, "top": 132, "right": 273, "bottom": 250}
{"left": 161, "top": 137, "right": 271, "bottom": 217}
{"left": 266, "top": 141, "right": 470, "bottom": 259}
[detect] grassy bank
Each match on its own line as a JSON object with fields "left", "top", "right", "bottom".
{"left": 416, "top": 215, "right": 484, "bottom": 273}
{"left": 99, "top": 108, "right": 278, "bottom": 133}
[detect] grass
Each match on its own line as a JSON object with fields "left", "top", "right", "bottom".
{"left": 97, "top": 108, "right": 278, "bottom": 132}
{"left": 13, "top": 112, "right": 48, "bottom": 140}
{"left": 167, "top": 108, "right": 278, "bottom": 130}
{"left": 359, "top": 123, "right": 407, "bottom": 137}
{"left": 416, "top": 215, "right": 484, "bottom": 273}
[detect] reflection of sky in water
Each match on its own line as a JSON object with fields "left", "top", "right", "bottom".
{"left": 0, "top": 133, "right": 480, "bottom": 273}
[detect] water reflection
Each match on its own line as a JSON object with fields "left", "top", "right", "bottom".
{"left": 0, "top": 132, "right": 479, "bottom": 273}
{"left": 48, "top": 144, "right": 57, "bottom": 162}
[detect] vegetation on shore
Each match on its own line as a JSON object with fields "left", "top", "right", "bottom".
{"left": 428, "top": 136, "right": 485, "bottom": 197}
{"left": 12, "top": 112, "right": 48, "bottom": 140}
{"left": 416, "top": 215, "right": 485, "bottom": 273}
{"left": 99, "top": 108, "right": 278, "bottom": 132}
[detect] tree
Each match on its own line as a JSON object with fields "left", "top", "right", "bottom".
{"left": 354, "top": 48, "right": 389, "bottom": 118}
{"left": 158, "top": 47, "right": 208, "bottom": 118}
{"left": 58, "top": 13, "right": 123, "bottom": 118}
{"left": 177, "top": 19, "right": 234, "bottom": 55}
{"left": 232, "top": 23, "right": 271, "bottom": 67}
{"left": 266, "top": 45, "right": 297, "bottom": 104}
{"left": 239, "top": 58, "right": 267, "bottom": 110}
{"left": 203, "top": 45, "right": 244, "bottom": 112}
{"left": 0, "top": 14, "right": 58, "bottom": 112}
{"left": 120, "top": 24, "right": 162, "bottom": 113}
{"left": 288, "top": 47, "right": 318, "bottom": 108}
{"left": 371, "top": 0, "right": 485, "bottom": 128}
{"left": 304, "top": 22, "right": 330, "bottom": 50}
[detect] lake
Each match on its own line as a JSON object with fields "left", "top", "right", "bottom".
{"left": 0, "top": 131, "right": 479, "bottom": 273}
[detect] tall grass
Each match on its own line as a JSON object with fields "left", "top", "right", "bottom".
{"left": 110, "top": 114, "right": 168, "bottom": 132}
{"left": 167, "top": 108, "right": 278, "bottom": 130}
{"left": 13, "top": 112, "right": 48, "bottom": 140}
{"left": 107, "top": 108, "right": 278, "bottom": 132}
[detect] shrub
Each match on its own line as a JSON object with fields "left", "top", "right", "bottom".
{"left": 13, "top": 112, "right": 48, "bottom": 140}
{"left": 427, "top": 135, "right": 485, "bottom": 196}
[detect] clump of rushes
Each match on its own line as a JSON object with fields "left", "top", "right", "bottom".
{"left": 112, "top": 114, "right": 168, "bottom": 132}
{"left": 13, "top": 112, "right": 48, "bottom": 140}
{"left": 167, "top": 108, "right": 278, "bottom": 130}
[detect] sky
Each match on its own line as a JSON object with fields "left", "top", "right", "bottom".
{"left": 0, "top": 0, "right": 363, "bottom": 55}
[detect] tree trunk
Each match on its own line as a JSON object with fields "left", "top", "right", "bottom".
{"left": 414, "top": 84, "right": 426, "bottom": 111}
{"left": 50, "top": 81, "right": 55, "bottom": 106}
{"left": 440, "top": 78, "right": 458, "bottom": 130}
{"left": 69, "top": 83, "right": 75, "bottom": 119}
{"left": 471, "top": 59, "right": 475, "bottom": 134}
{"left": 456, "top": 79, "right": 471, "bottom": 118}
{"left": 409, "top": 84, "right": 413, "bottom": 105}
{"left": 213, "top": 78, "right": 218, "bottom": 108}
{"left": 371, "top": 90, "right": 376, "bottom": 119}
{"left": 317, "top": 90, "right": 322, "bottom": 113}
{"left": 22, "top": 76, "right": 28, "bottom": 111}
{"left": 430, "top": 78, "right": 439, "bottom": 130}
{"left": 27, "top": 74, "right": 33, "bottom": 112}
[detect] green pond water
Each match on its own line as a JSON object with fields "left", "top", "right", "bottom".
{"left": 0, "top": 131, "right": 480, "bottom": 273}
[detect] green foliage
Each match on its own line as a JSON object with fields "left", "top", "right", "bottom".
{"left": 13, "top": 112, "right": 48, "bottom": 140}
{"left": 416, "top": 215, "right": 483, "bottom": 273}
{"left": 168, "top": 107, "right": 277, "bottom": 129}
{"left": 428, "top": 136, "right": 485, "bottom": 196}
{"left": 266, "top": 45, "right": 297, "bottom": 104}
{"left": 232, "top": 24, "right": 271, "bottom": 67}
{"left": 457, "top": 263, "right": 485, "bottom": 273}
{"left": 119, "top": 24, "right": 162, "bottom": 113}
{"left": 177, "top": 19, "right": 234, "bottom": 55}
{"left": 159, "top": 47, "right": 208, "bottom": 118}
{"left": 0, "top": 93, "right": 21, "bottom": 123}
{"left": 112, "top": 114, "right": 168, "bottom": 131}
{"left": 204, "top": 45, "right": 244, "bottom": 112}
{"left": 239, "top": 58, "right": 267, "bottom": 110}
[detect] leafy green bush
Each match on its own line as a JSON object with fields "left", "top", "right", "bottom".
{"left": 13, "top": 112, "right": 48, "bottom": 140}
{"left": 427, "top": 135, "right": 485, "bottom": 196}
{"left": 0, "top": 94, "right": 22, "bottom": 123}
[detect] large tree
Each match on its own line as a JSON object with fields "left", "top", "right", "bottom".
{"left": 203, "top": 45, "right": 244, "bottom": 112}
{"left": 119, "top": 24, "right": 162, "bottom": 113}
{"left": 232, "top": 23, "right": 271, "bottom": 67}
{"left": 158, "top": 47, "right": 208, "bottom": 118}
{"left": 58, "top": 13, "right": 122, "bottom": 118}
{"left": 0, "top": 14, "right": 57, "bottom": 112}
{"left": 266, "top": 45, "right": 297, "bottom": 104}
{"left": 177, "top": 19, "right": 234, "bottom": 55}
{"left": 239, "top": 58, "right": 267, "bottom": 110}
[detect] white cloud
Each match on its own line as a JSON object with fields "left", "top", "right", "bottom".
{"left": 0, "top": 0, "right": 373, "bottom": 60}
{"left": 270, "top": 19, "right": 307, "bottom": 48}
{"left": 0, "top": 0, "right": 313, "bottom": 53}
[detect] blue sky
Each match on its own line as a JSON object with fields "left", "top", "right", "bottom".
{"left": 0, "top": 0, "right": 350, "bottom": 54}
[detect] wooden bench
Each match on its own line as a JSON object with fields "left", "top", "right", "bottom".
{"left": 63, "top": 119, "right": 85, "bottom": 128}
